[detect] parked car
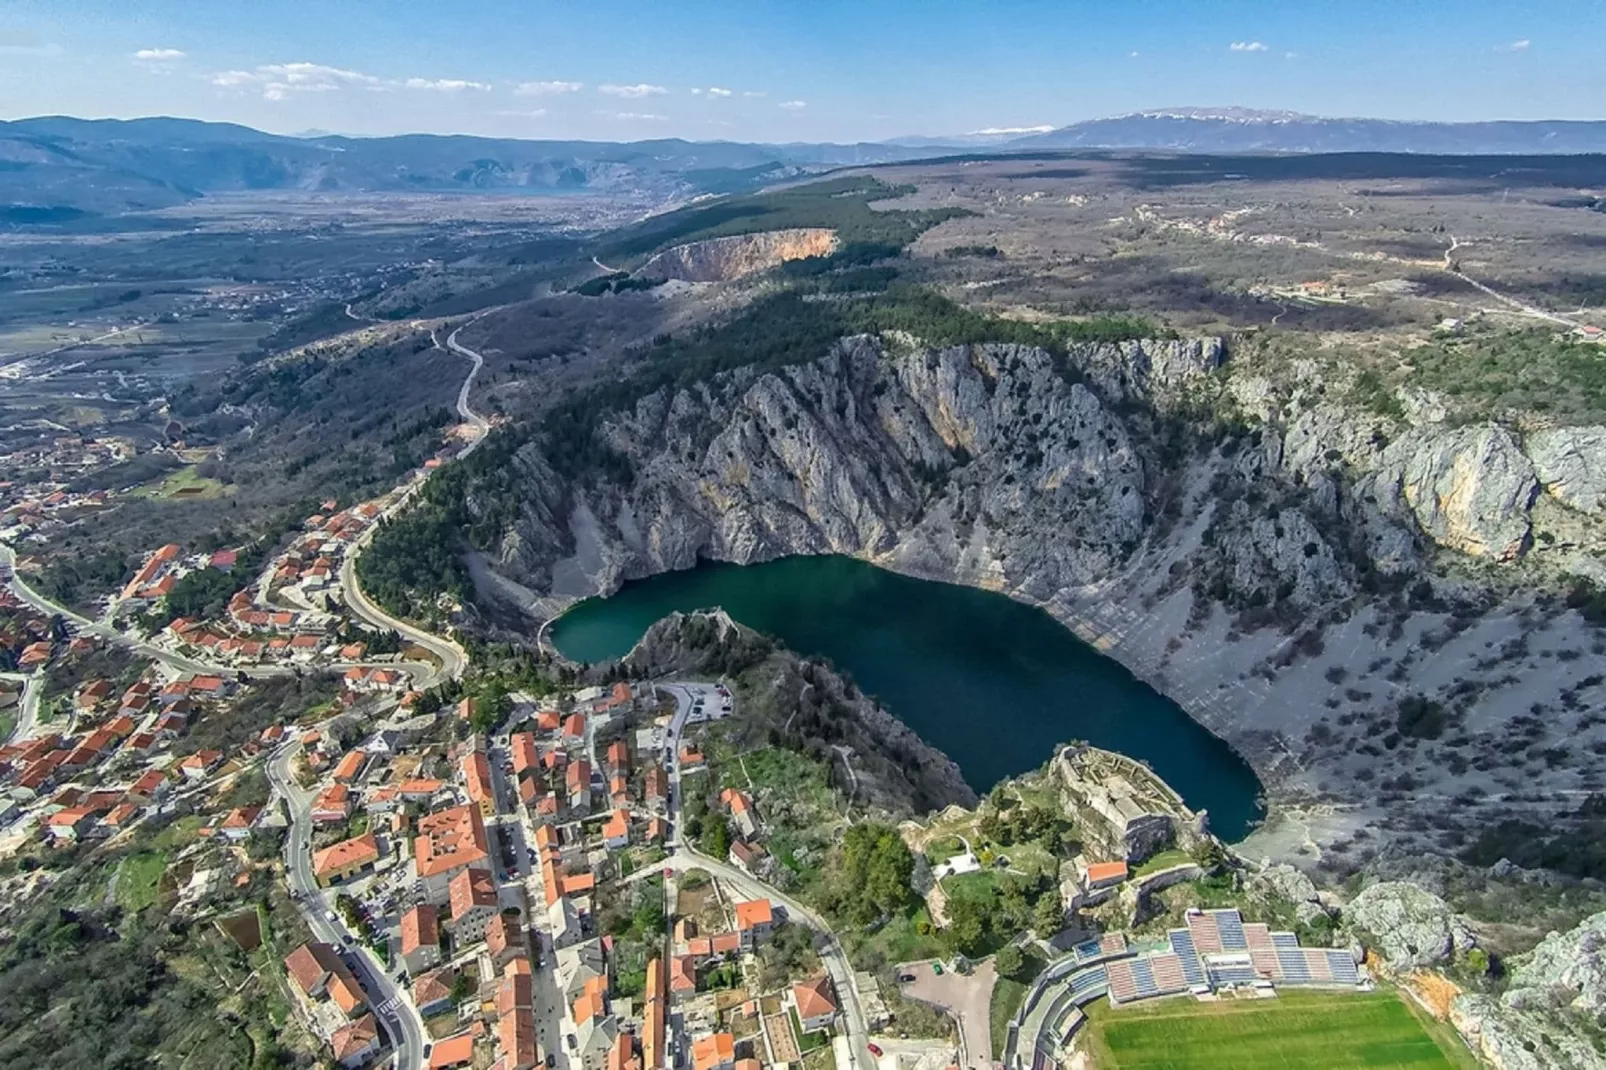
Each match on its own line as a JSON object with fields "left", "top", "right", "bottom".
{"left": 897, "top": 973, "right": 916, "bottom": 983}
{"left": 867, "top": 1044, "right": 883, "bottom": 1058}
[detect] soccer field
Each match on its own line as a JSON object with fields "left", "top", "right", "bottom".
{"left": 1085, "top": 991, "right": 1475, "bottom": 1069}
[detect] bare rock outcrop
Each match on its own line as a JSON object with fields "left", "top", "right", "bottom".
{"left": 1452, "top": 910, "right": 1606, "bottom": 1070}
{"left": 1378, "top": 423, "right": 1539, "bottom": 560}
{"left": 637, "top": 227, "right": 837, "bottom": 282}
{"left": 1527, "top": 425, "right": 1606, "bottom": 515}
{"left": 1343, "top": 881, "right": 1475, "bottom": 970}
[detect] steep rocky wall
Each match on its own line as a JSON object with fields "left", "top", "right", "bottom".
{"left": 637, "top": 227, "right": 837, "bottom": 282}
{"left": 486, "top": 335, "right": 1606, "bottom": 865}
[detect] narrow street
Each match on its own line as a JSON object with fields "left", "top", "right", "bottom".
{"left": 267, "top": 739, "right": 428, "bottom": 1070}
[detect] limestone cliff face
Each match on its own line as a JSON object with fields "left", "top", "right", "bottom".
{"left": 637, "top": 228, "right": 838, "bottom": 282}
{"left": 1528, "top": 425, "right": 1606, "bottom": 515}
{"left": 1452, "top": 910, "right": 1606, "bottom": 1070}
{"left": 485, "top": 334, "right": 1606, "bottom": 863}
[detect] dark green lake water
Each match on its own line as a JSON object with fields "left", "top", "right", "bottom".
{"left": 550, "top": 555, "right": 1264, "bottom": 841}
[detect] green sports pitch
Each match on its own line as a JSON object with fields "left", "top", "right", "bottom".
{"left": 1084, "top": 990, "right": 1475, "bottom": 1069}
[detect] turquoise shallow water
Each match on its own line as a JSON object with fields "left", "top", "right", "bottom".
{"left": 550, "top": 555, "right": 1265, "bottom": 841}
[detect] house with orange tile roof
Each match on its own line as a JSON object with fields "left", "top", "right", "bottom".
{"left": 428, "top": 1031, "right": 475, "bottom": 1069}
{"left": 1082, "top": 860, "right": 1129, "bottom": 890}
{"left": 604, "top": 739, "right": 628, "bottom": 774}
{"left": 330, "top": 1012, "right": 381, "bottom": 1067}
{"left": 486, "top": 913, "right": 524, "bottom": 970}
{"left": 331, "top": 749, "right": 368, "bottom": 784}
{"left": 565, "top": 759, "right": 592, "bottom": 814}
{"left": 691, "top": 1032, "right": 734, "bottom": 1070}
{"left": 608, "top": 1032, "right": 641, "bottom": 1070}
{"left": 563, "top": 713, "right": 586, "bottom": 744}
{"left": 126, "top": 768, "right": 169, "bottom": 803}
{"left": 719, "top": 787, "right": 758, "bottom": 839}
{"left": 792, "top": 974, "right": 839, "bottom": 1032}
{"left": 219, "top": 805, "right": 262, "bottom": 841}
{"left": 510, "top": 732, "right": 539, "bottom": 776}
{"left": 643, "top": 956, "right": 665, "bottom": 1070}
{"left": 397, "top": 777, "right": 446, "bottom": 802}
{"left": 399, "top": 903, "right": 442, "bottom": 975}
{"left": 601, "top": 808, "right": 631, "bottom": 849}
{"left": 311, "top": 782, "right": 353, "bottom": 824}
{"left": 668, "top": 954, "right": 697, "bottom": 994}
{"left": 500, "top": 1006, "right": 539, "bottom": 1070}
{"left": 413, "top": 966, "right": 456, "bottom": 1017}
{"left": 535, "top": 709, "right": 562, "bottom": 734}
{"left": 734, "top": 899, "right": 774, "bottom": 950}
{"left": 644, "top": 767, "right": 668, "bottom": 813}
{"left": 312, "top": 830, "right": 380, "bottom": 886}
{"left": 446, "top": 866, "right": 499, "bottom": 944}
{"left": 415, "top": 804, "right": 491, "bottom": 903}
{"left": 461, "top": 750, "right": 496, "bottom": 817}
{"left": 284, "top": 941, "right": 367, "bottom": 1018}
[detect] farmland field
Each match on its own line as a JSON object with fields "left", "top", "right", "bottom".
{"left": 1083, "top": 991, "right": 1476, "bottom": 1070}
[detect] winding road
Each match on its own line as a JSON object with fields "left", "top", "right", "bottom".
{"left": 656, "top": 683, "right": 873, "bottom": 1070}
{"left": 268, "top": 739, "right": 427, "bottom": 1070}
{"left": 332, "top": 316, "right": 491, "bottom": 685}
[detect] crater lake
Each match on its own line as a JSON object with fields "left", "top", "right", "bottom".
{"left": 549, "top": 554, "right": 1264, "bottom": 841}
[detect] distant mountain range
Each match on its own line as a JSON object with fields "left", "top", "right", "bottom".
{"left": 3, "top": 109, "right": 1605, "bottom": 221}
{"left": 0, "top": 116, "right": 935, "bottom": 218}
{"left": 1012, "top": 108, "right": 1606, "bottom": 154}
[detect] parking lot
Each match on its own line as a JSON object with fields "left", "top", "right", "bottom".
{"left": 897, "top": 958, "right": 997, "bottom": 1067}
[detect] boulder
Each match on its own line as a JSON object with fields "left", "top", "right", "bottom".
{"left": 1526, "top": 426, "right": 1606, "bottom": 515}
{"left": 1506, "top": 910, "right": 1606, "bottom": 1015}
{"left": 1257, "top": 862, "right": 1329, "bottom": 925}
{"left": 1344, "top": 881, "right": 1474, "bottom": 970}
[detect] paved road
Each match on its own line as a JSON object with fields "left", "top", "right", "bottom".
{"left": 1, "top": 671, "right": 42, "bottom": 742}
{"left": 0, "top": 543, "right": 297, "bottom": 679}
{"left": 333, "top": 315, "right": 494, "bottom": 685}
{"left": 899, "top": 959, "right": 995, "bottom": 1068}
{"left": 268, "top": 741, "right": 427, "bottom": 1070}
{"left": 443, "top": 323, "right": 490, "bottom": 441}
{"left": 656, "top": 681, "right": 872, "bottom": 1070}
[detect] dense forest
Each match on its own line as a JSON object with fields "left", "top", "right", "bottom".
{"left": 595, "top": 175, "right": 973, "bottom": 262}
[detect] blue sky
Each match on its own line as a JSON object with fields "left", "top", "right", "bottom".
{"left": 1, "top": 1, "right": 1601, "bottom": 141}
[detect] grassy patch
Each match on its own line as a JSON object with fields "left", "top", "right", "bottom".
{"left": 1084, "top": 990, "right": 1473, "bottom": 1069}
{"left": 801, "top": 1044, "right": 838, "bottom": 1070}
{"left": 124, "top": 464, "right": 228, "bottom": 501}
{"left": 989, "top": 950, "right": 1046, "bottom": 1053}
{"left": 844, "top": 906, "right": 947, "bottom": 971}
{"left": 115, "top": 850, "right": 170, "bottom": 912}
{"left": 1132, "top": 849, "right": 1194, "bottom": 877}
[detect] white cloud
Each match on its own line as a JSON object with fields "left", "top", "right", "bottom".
{"left": 1129, "top": 50, "right": 1140, "bottom": 58}
{"left": 1504, "top": 38, "right": 1531, "bottom": 51}
{"left": 598, "top": 83, "right": 667, "bottom": 98}
{"left": 134, "top": 48, "right": 184, "bottom": 62}
{"left": 602, "top": 110, "right": 667, "bottom": 121}
{"left": 405, "top": 77, "right": 490, "bottom": 92}
{"left": 742, "top": 90, "right": 767, "bottom": 98}
{"left": 1229, "top": 41, "right": 1268, "bottom": 52}
{"left": 970, "top": 125, "right": 1054, "bottom": 136}
{"left": 706, "top": 86, "right": 733, "bottom": 98}
{"left": 209, "top": 69, "right": 259, "bottom": 88}
{"left": 212, "top": 61, "right": 387, "bottom": 100}
{"left": 779, "top": 99, "right": 807, "bottom": 110}
{"left": 515, "top": 79, "right": 582, "bottom": 95}
{"left": 494, "top": 108, "right": 548, "bottom": 118}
